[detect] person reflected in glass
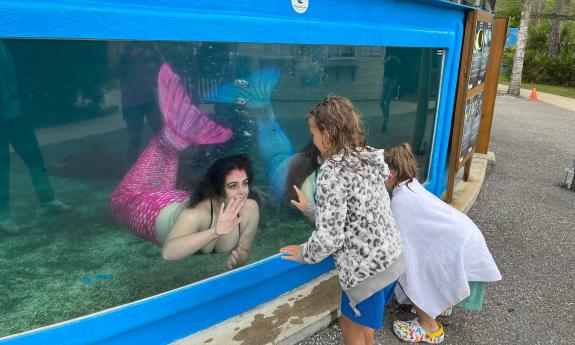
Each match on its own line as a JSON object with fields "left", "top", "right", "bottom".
{"left": 284, "top": 143, "right": 321, "bottom": 217}
{"left": 0, "top": 40, "right": 70, "bottom": 234}
{"left": 379, "top": 47, "right": 401, "bottom": 133}
{"left": 107, "top": 41, "right": 163, "bottom": 166}
{"left": 110, "top": 64, "right": 259, "bottom": 269}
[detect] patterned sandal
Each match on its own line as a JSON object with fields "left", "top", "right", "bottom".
{"left": 393, "top": 318, "right": 445, "bottom": 344}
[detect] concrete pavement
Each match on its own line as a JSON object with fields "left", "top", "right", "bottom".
{"left": 498, "top": 83, "right": 575, "bottom": 112}
{"left": 297, "top": 95, "right": 575, "bottom": 344}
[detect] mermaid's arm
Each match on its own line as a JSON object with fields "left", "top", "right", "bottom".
{"left": 161, "top": 208, "right": 218, "bottom": 261}
{"left": 162, "top": 197, "right": 249, "bottom": 261}
{"left": 226, "top": 199, "right": 259, "bottom": 269}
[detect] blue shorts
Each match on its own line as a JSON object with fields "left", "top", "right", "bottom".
{"left": 340, "top": 280, "right": 398, "bottom": 330}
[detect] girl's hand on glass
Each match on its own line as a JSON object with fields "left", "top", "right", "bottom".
{"left": 280, "top": 245, "right": 305, "bottom": 263}
{"left": 214, "top": 197, "right": 244, "bottom": 236}
{"left": 290, "top": 185, "right": 308, "bottom": 212}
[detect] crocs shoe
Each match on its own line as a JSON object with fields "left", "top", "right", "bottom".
{"left": 393, "top": 318, "right": 444, "bottom": 344}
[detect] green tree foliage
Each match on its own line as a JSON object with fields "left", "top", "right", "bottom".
{"left": 496, "top": 0, "right": 523, "bottom": 26}
{"left": 523, "top": 22, "right": 575, "bottom": 86}
{"left": 500, "top": 0, "right": 575, "bottom": 87}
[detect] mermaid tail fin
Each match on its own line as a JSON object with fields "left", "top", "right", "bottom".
{"left": 203, "top": 67, "right": 281, "bottom": 113}
{"left": 110, "top": 65, "right": 234, "bottom": 243}
{"left": 159, "top": 64, "right": 233, "bottom": 149}
{"left": 205, "top": 67, "right": 293, "bottom": 201}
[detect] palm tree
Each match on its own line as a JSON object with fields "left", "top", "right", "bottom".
{"left": 508, "top": 0, "right": 532, "bottom": 96}
{"left": 549, "top": 0, "right": 565, "bottom": 58}
{"left": 530, "top": 0, "right": 543, "bottom": 27}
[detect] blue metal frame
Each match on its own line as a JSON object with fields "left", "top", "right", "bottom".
{"left": 0, "top": 1, "right": 466, "bottom": 343}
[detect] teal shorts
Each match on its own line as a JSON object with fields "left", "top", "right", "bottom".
{"left": 458, "top": 281, "right": 486, "bottom": 311}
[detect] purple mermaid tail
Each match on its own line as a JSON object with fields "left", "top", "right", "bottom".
{"left": 110, "top": 64, "right": 233, "bottom": 243}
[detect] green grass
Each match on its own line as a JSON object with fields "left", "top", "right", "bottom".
{"left": 499, "top": 78, "right": 575, "bottom": 99}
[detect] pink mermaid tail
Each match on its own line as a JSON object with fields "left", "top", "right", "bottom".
{"left": 110, "top": 64, "right": 233, "bottom": 243}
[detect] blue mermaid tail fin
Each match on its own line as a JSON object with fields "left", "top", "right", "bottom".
{"left": 204, "top": 66, "right": 294, "bottom": 202}
{"left": 203, "top": 67, "right": 281, "bottom": 112}
{"left": 257, "top": 114, "right": 294, "bottom": 201}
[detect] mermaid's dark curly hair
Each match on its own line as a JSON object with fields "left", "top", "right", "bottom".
{"left": 189, "top": 154, "right": 255, "bottom": 207}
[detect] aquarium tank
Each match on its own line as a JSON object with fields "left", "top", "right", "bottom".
{"left": 0, "top": 38, "right": 443, "bottom": 336}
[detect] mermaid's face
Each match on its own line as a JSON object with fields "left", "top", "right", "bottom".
{"left": 223, "top": 169, "right": 249, "bottom": 202}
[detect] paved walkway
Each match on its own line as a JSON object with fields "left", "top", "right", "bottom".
{"left": 298, "top": 95, "right": 575, "bottom": 344}
{"left": 497, "top": 83, "right": 575, "bottom": 112}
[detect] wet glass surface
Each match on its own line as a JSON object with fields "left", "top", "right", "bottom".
{"left": 0, "top": 39, "right": 442, "bottom": 336}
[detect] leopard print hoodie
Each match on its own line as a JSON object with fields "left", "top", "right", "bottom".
{"left": 301, "top": 147, "right": 404, "bottom": 291}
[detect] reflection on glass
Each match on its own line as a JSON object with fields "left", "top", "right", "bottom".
{"left": 107, "top": 42, "right": 163, "bottom": 166}
{"left": 0, "top": 39, "right": 442, "bottom": 336}
{"left": 379, "top": 47, "right": 401, "bottom": 133}
{"left": 1, "top": 40, "right": 72, "bottom": 235}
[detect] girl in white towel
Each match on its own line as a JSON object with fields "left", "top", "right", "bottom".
{"left": 384, "top": 143, "right": 501, "bottom": 344}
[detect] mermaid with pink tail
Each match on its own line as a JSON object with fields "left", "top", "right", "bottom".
{"left": 110, "top": 64, "right": 260, "bottom": 269}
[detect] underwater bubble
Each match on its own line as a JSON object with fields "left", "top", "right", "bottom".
{"left": 234, "top": 79, "right": 250, "bottom": 89}
{"left": 234, "top": 98, "right": 248, "bottom": 106}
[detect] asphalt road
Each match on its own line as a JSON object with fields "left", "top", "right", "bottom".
{"left": 298, "top": 95, "right": 575, "bottom": 345}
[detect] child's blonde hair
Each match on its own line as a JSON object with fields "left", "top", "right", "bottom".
{"left": 384, "top": 143, "right": 419, "bottom": 186}
{"left": 307, "top": 95, "right": 366, "bottom": 160}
